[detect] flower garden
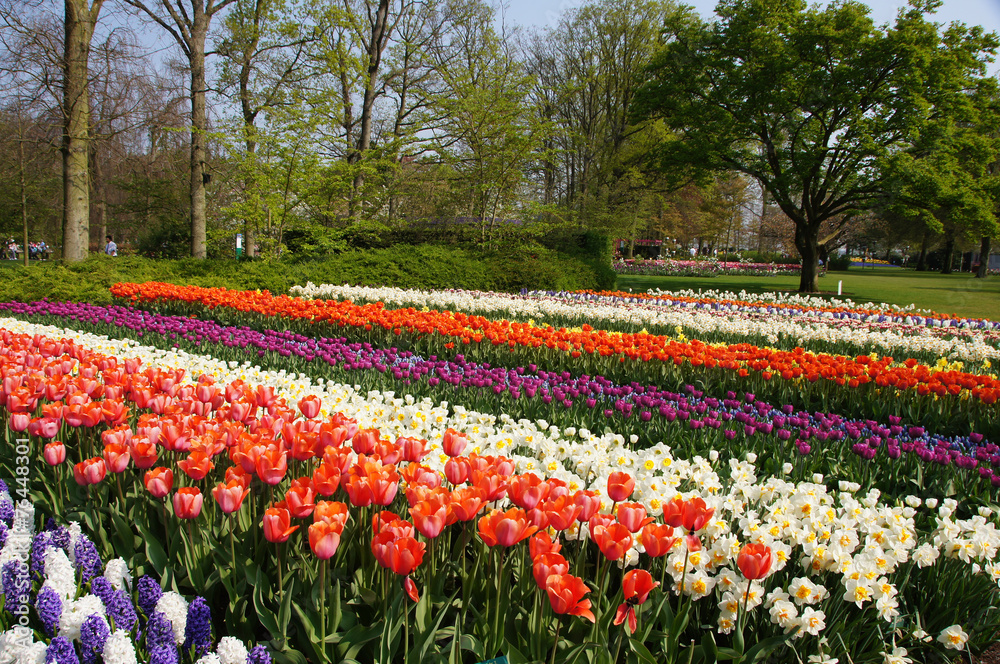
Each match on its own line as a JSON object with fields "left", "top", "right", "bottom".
{"left": 613, "top": 259, "right": 801, "bottom": 277}
{"left": 0, "top": 280, "right": 999, "bottom": 664}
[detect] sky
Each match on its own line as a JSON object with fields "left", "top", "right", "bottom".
{"left": 506, "top": 0, "right": 1000, "bottom": 75}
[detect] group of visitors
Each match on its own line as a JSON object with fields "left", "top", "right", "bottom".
{"left": 5, "top": 239, "right": 51, "bottom": 260}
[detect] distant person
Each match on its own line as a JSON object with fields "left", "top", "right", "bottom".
{"left": 105, "top": 235, "right": 117, "bottom": 257}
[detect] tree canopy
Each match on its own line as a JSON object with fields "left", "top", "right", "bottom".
{"left": 632, "top": 0, "right": 999, "bottom": 291}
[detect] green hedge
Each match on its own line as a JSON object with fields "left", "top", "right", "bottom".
{"left": 0, "top": 244, "right": 611, "bottom": 304}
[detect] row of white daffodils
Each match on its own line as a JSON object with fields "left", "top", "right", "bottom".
{"left": 288, "top": 283, "right": 1000, "bottom": 362}
{"left": 5, "top": 318, "right": 993, "bottom": 658}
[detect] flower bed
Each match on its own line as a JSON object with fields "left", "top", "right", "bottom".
{"left": 613, "top": 259, "right": 801, "bottom": 277}
{"left": 111, "top": 282, "right": 1000, "bottom": 438}
{"left": 288, "top": 284, "right": 1000, "bottom": 363}
{"left": 0, "top": 323, "right": 997, "bottom": 663}
{"left": 0, "top": 302, "right": 995, "bottom": 497}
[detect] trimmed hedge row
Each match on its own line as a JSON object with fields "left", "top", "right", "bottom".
{"left": 0, "top": 243, "right": 613, "bottom": 304}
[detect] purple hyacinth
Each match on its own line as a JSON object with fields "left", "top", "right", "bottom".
{"left": 73, "top": 536, "right": 102, "bottom": 583}
{"left": 1, "top": 560, "right": 28, "bottom": 614}
{"left": 0, "top": 498, "right": 13, "bottom": 527}
{"left": 89, "top": 577, "right": 114, "bottom": 604}
{"left": 105, "top": 589, "right": 139, "bottom": 633}
{"left": 149, "top": 645, "right": 179, "bottom": 664}
{"left": 80, "top": 615, "right": 110, "bottom": 664}
{"left": 45, "top": 637, "right": 80, "bottom": 664}
{"left": 145, "top": 612, "right": 176, "bottom": 650}
{"left": 183, "top": 597, "right": 212, "bottom": 656}
{"left": 31, "top": 531, "right": 54, "bottom": 580}
{"left": 35, "top": 586, "right": 62, "bottom": 637}
{"left": 0, "top": 479, "right": 8, "bottom": 495}
{"left": 246, "top": 645, "right": 272, "bottom": 664}
{"left": 50, "top": 526, "right": 71, "bottom": 552}
{"left": 137, "top": 575, "right": 163, "bottom": 615}
{"left": 0, "top": 521, "right": 7, "bottom": 548}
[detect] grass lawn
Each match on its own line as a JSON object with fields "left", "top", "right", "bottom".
{"left": 615, "top": 267, "right": 1000, "bottom": 321}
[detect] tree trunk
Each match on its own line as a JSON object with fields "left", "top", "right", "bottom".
{"left": 795, "top": 224, "right": 820, "bottom": 292}
{"left": 19, "top": 137, "right": 29, "bottom": 268}
{"left": 63, "top": 0, "right": 100, "bottom": 262}
{"left": 243, "top": 130, "right": 256, "bottom": 258}
{"left": 190, "top": 15, "right": 209, "bottom": 259}
{"left": 350, "top": 0, "right": 391, "bottom": 221}
{"left": 976, "top": 235, "right": 991, "bottom": 278}
{"left": 941, "top": 235, "right": 955, "bottom": 275}
{"left": 92, "top": 143, "right": 106, "bottom": 249}
{"left": 916, "top": 231, "right": 929, "bottom": 271}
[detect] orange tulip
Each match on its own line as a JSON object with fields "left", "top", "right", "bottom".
{"left": 410, "top": 493, "right": 452, "bottom": 539}
{"left": 308, "top": 520, "right": 343, "bottom": 559}
{"left": 607, "top": 471, "right": 635, "bottom": 502}
{"left": 614, "top": 569, "right": 659, "bottom": 634}
{"left": 73, "top": 457, "right": 107, "bottom": 486}
{"left": 285, "top": 477, "right": 317, "bottom": 519}
{"left": 593, "top": 522, "right": 633, "bottom": 561}
{"left": 507, "top": 473, "right": 550, "bottom": 510}
{"left": 144, "top": 467, "right": 173, "bottom": 498}
{"left": 314, "top": 501, "right": 350, "bottom": 528}
{"left": 449, "top": 486, "right": 487, "bottom": 522}
{"left": 544, "top": 573, "right": 595, "bottom": 622}
{"left": 212, "top": 480, "right": 250, "bottom": 514}
{"left": 441, "top": 429, "right": 468, "bottom": 457}
{"left": 541, "top": 495, "right": 582, "bottom": 531}
{"left": 478, "top": 508, "right": 538, "bottom": 547}
{"left": 532, "top": 552, "right": 569, "bottom": 588}
{"left": 312, "top": 462, "right": 342, "bottom": 496}
{"left": 529, "top": 531, "right": 561, "bottom": 561}
{"left": 638, "top": 523, "right": 676, "bottom": 557}
{"left": 737, "top": 542, "right": 773, "bottom": 580}
{"left": 298, "top": 395, "right": 322, "bottom": 419}
{"left": 178, "top": 450, "right": 214, "bottom": 481}
{"left": 616, "top": 502, "right": 654, "bottom": 533}
{"left": 255, "top": 447, "right": 288, "bottom": 485}
{"left": 263, "top": 507, "right": 299, "bottom": 543}
{"left": 173, "top": 487, "right": 203, "bottom": 519}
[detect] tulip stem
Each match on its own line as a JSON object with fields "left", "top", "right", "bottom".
{"left": 276, "top": 543, "right": 284, "bottom": 599}
{"left": 161, "top": 499, "right": 169, "bottom": 557}
{"left": 228, "top": 515, "right": 236, "bottom": 575}
{"left": 549, "top": 619, "right": 561, "bottom": 664}
{"left": 320, "top": 559, "right": 327, "bottom": 664}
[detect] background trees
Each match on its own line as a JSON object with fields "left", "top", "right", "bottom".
{"left": 0, "top": 0, "right": 995, "bottom": 281}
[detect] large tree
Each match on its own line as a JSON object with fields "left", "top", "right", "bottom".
{"left": 632, "top": 0, "right": 998, "bottom": 292}
{"left": 122, "top": 0, "right": 237, "bottom": 258}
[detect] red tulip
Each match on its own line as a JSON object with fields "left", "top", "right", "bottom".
{"left": 614, "top": 569, "right": 659, "bottom": 634}
{"left": 314, "top": 501, "right": 350, "bottom": 528}
{"left": 638, "top": 523, "right": 677, "bottom": 557}
{"left": 441, "top": 428, "right": 468, "bottom": 457}
{"left": 544, "top": 573, "right": 595, "bottom": 622}
{"left": 529, "top": 531, "right": 561, "bottom": 561}
{"left": 372, "top": 534, "right": 426, "bottom": 576}
{"left": 73, "top": 458, "right": 107, "bottom": 486}
{"left": 573, "top": 490, "right": 602, "bottom": 522}
{"left": 737, "top": 542, "right": 773, "bottom": 580}
{"left": 43, "top": 441, "right": 66, "bottom": 466}
{"left": 144, "top": 467, "right": 173, "bottom": 498}
{"left": 478, "top": 508, "right": 538, "bottom": 547}
{"left": 256, "top": 447, "right": 287, "bottom": 485}
{"left": 308, "top": 520, "right": 343, "bottom": 559}
{"left": 403, "top": 576, "right": 420, "bottom": 603}
{"left": 681, "top": 497, "right": 715, "bottom": 533}
{"left": 607, "top": 471, "right": 635, "bottom": 502}
{"left": 173, "top": 487, "right": 203, "bottom": 519}
{"left": 285, "top": 477, "right": 317, "bottom": 519}
{"left": 129, "top": 439, "right": 159, "bottom": 469}
{"left": 397, "top": 436, "right": 430, "bottom": 463}
{"left": 593, "top": 522, "right": 633, "bottom": 561}
{"left": 449, "top": 486, "right": 487, "bottom": 522}
{"left": 28, "top": 417, "right": 60, "bottom": 439}
{"left": 178, "top": 450, "right": 214, "bottom": 481}
{"left": 532, "top": 552, "right": 569, "bottom": 588}
{"left": 8, "top": 412, "right": 29, "bottom": 432}
{"left": 662, "top": 496, "right": 684, "bottom": 528}
{"left": 212, "top": 480, "right": 250, "bottom": 514}
{"left": 312, "top": 462, "right": 342, "bottom": 496}
{"left": 263, "top": 507, "right": 299, "bottom": 543}
{"left": 508, "top": 473, "right": 550, "bottom": 510}
{"left": 444, "top": 457, "right": 470, "bottom": 485}
{"left": 541, "top": 494, "right": 582, "bottom": 531}
{"left": 351, "top": 428, "right": 380, "bottom": 455}
{"left": 298, "top": 395, "right": 322, "bottom": 419}
{"left": 616, "top": 502, "right": 654, "bottom": 533}
{"left": 410, "top": 494, "right": 451, "bottom": 539}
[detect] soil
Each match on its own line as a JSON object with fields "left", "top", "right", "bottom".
{"left": 960, "top": 642, "right": 1000, "bottom": 664}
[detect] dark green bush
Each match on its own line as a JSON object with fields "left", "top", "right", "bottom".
{"left": 828, "top": 255, "right": 851, "bottom": 271}
{"left": 0, "top": 243, "right": 610, "bottom": 304}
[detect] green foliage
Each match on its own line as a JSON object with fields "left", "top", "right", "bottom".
{"left": 828, "top": 255, "right": 851, "bottom": 271}
{"left": 0, "top": 244, "right": 611, "bottom": 304}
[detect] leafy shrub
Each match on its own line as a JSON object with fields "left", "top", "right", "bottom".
{"left": 828, "top": 255, "right": 851, "bottom": 271}
{"left": 0, "top": 244, "right": 610, "bottom": 304}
